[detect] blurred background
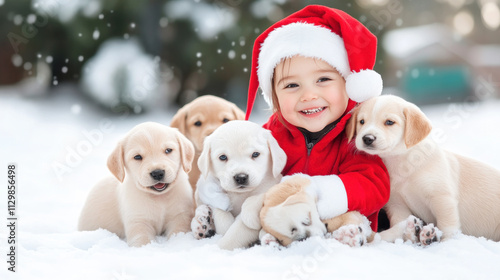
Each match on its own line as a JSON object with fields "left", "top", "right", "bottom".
{"left": 1, "top": 0, "right": 499, "bottom": 114}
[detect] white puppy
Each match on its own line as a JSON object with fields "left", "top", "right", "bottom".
{"left": 78, "top": 122, "right": 195, "bottom": 247}
{"left": 346, "top": 95, "right": 500, "bottom": 243}
{"left": 191, "top": 120, "right": 286, "bottom": 250}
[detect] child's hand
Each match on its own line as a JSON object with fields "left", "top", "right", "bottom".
{"left": 197, "top": 174, "right": 232, "bottom": 212}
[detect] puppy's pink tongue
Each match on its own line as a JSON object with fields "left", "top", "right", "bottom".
{"left": 153, "top": 183, "right": 165, "bottom": 189}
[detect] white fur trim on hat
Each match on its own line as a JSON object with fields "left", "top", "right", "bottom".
{"left": 258, "top": 22, "right": 350, "bottom": 107}
{"left": 346, "top": 69, "right": 383, "bottom": 103}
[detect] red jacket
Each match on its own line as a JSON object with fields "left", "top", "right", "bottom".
{"left": 263, "top": 101, "right": 390, "bottom": 231}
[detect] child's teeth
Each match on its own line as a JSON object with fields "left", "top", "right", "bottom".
{"left": 302, "top": 107, "right": 324, "bottom": 115}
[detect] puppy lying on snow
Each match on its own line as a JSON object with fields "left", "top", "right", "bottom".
{"left": 78, "top": 122, "right": 195, "bottom": 247}
{"left": 346, "top": 95, "right": 500, "bottom": 242}
{"left": 191, "top": 120, "right": 286, "bottom": 250}
{"left": 258, "top": 174, "right": 436, "bottom": 247}
{"left": 259, "top": 175, "right": 373, "bottom": 247}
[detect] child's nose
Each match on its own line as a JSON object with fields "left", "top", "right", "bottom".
{"left": 300, "top": 87, "right": 318, "bottom": 102}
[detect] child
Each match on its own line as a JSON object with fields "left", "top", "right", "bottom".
{"left": 245, "top": 5, "right": 390, "bottom": 231}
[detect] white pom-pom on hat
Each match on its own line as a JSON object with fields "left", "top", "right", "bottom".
{"left": 345, "top": 69, "right": 383, "bottom": 103}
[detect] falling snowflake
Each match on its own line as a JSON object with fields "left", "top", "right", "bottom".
{"left": 93, "top": 29, "right": 100, "bottom": 40}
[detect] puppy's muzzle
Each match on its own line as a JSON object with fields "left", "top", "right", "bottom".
{"left": 233, "top": 173, "right": 249, "bottom": 186}
{"left": 149, "top": 169, "right": 169, "bottom": 192}
{"left": 150, "top": 169, "right": 165, "bottom": 181}
{"left": 362, "top": 134, "right": 376, "bottom": 147}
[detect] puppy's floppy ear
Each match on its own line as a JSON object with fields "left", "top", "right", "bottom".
{"left": 170, "top": 105, "right": 189, "bottom": 135}
{"left": 175, "top": 131, "right": 195, "bottom": 173}
{"left": 107, "top": 140, "right": 125, "bottom": 183}
{"left": 403, "top": 104, "right": 432, "bottom": 148}
{"left": 230, "top": 103, "right": 246, "bottom": 120}
{"left": 265, "top": 131, "right": 287, "bottom": 178}
{"left": 345, "top": 106, "right": 358, "bottom": 143}
{"left": 283, "top": 192, "right": 306, "bottom": 206}
{"left": 197, "top": 135, "right": 212, "bottom": 179}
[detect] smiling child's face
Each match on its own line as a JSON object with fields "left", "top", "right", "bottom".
{"left": 273, "top": 56, "right": 349, "bottom": 133}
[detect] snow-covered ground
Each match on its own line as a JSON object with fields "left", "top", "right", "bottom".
{"left": 1, "top": 84, "right": 500, "bottom": 280}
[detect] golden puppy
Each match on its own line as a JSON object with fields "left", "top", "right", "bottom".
{"left": 170, "top": 95, "right": 245, "bottom": 191}
{"left": 78, "top": 122, "right": 195, "bottom": 247}
{"left": 259, "top": 175, "right": 373, "bottom": 247}
{"left": 346, "top": 95, "right": 500, "bottom": 242}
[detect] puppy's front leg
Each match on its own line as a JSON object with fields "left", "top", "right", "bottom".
{"left": 218, "top": 216, "right": 259, "bottom": 250}
{"left": 384, "top": 193, "right": 413, "bottom": 226}
{"left": 166, "top": 211, "right": 193, "bottom": 238}
{"left": 376, "top": 215, "right": 442, "bottom": 246}
{"left": 213, "top": 208, "right": 235, "bottom": 235}
{"left": 218, "top": 194, "right": 266, "bottom": 250}
{"left": 125, "top": 222, "right": 156, "bottom": 247}
{"left": 429, "top": 195, "right": 460, "bottom": 239}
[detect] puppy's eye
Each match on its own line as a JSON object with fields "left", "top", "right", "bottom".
{"left": 219, "top": 155, "right": 228, "bottom": 161}
{"left": 165, "top": 148, "right": 173, "bottom": 154}
{"left": 222, "top": 118, "right": 230, "bottom": 123}
{"left": 385, "top": 120, "right": 395, "bottom": 126}
{"left": 291, "top": 227, "right": 297, "bottom": 235}
{"left": 360, "top": 119, "right": 365, "bottom": 125}
{"left": 302, "top": 219, "right": 311, "bottom": 226}
{"left": 134, "top": 155, "right": 142, "bottom": 160}
{"left": 251, "top": 152, "right": 260, "bottom": 158}
{"left": 194, "top": 121, "right": 202, "bottom": 127}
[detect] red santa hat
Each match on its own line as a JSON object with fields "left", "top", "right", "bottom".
{"left": 245, "top": 5, "right": 383, "bottom": 120}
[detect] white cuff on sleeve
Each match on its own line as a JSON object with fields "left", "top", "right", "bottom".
{"left": 305, "top": 175, "right": 348, "bottom": 220}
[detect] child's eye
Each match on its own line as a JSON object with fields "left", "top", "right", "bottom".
{"left": 284, "top": 83, "right": 299, "bottom": 89}
{"left": 317, "top": 77, "right": 332, "bottom": 83}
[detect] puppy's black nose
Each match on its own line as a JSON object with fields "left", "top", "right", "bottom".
{"left": 234, "top": 173, "right": 249, "bottom": 185}
{"left": 150, "top": 169, "right": 165, "bottom": 181}
{"left": 362, "top": 135, "right": 376, "bottom": 146}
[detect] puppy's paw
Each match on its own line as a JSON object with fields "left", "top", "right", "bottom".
{"left": 418, "top": 224, "right": 442, "bottom": 246}
{"left": 332, "top": 225, "right": 367, "bottom": 247}
{"left": 260, "top": 233, "right": 280, "bottom": 248}
{"left": 403, "top": 215, "right": 425, "bottom": 243}
{"left": 403, "top": 215, "right": 442, "bottom": 246}
{"left": 191, "top": 205, "right": 216, "bottom": 239}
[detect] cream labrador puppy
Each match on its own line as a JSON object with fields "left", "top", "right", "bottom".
{"left": 259, "top": 175, "right": 373, "bottom": 247}
{"left": 78, "top": 122, "right": 195, "bottom": 247}
{"left": 191, "top": 120, "right": 286, "bottom": 250}
{"left": 170, "top": 95, "right": 245, "bottom": 191}
{"left": 345, "top": 95, "right": 500, "bottom": 242}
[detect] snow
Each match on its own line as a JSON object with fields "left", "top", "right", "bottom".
{"left": 80, "top": 38, "right": 164, "bottom": 113}
{"left": 33, "top": 0, "right": 102, "bottom": 23}
{"left": 382, "top": 24, "right": 458, "bottom": 59}
{"left": 1, "top": 85, "right": 500, "bottom": 279}
{"left": 164, "top": 0, "right": 237, "bottom": 41}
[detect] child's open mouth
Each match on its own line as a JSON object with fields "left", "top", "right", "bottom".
{"left": 301, "top": 107, "right": 326, "bottom": 115}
